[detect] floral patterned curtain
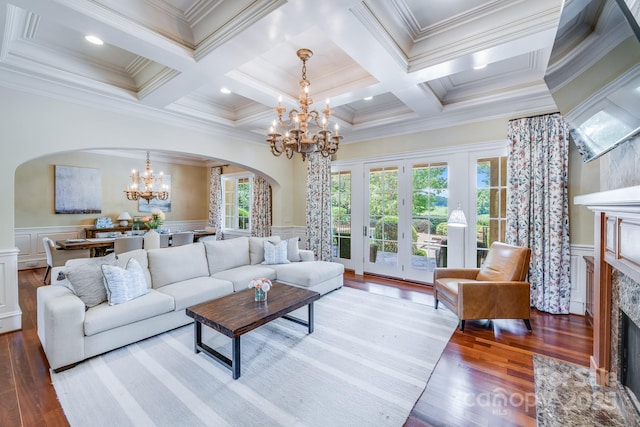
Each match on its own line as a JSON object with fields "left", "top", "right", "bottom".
{"left": 251, "top": 175, "right": 271, "bottom": 237}
{"left": 506, "top": 113, "right": 571, "bottom": 314}
{"left": 208, "top": 167, "right": 223, "bottom": 240}
{"left": 306, "top": 153, "right": 332, "bottom": 261}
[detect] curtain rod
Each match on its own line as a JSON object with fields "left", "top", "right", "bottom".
{"left": 508, "top": 111, "right": 561, "bottom": 122}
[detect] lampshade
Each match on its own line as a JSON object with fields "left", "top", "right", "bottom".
{"left": 447, "top": 204, "right": 468, "bottom": 227}
{"left": 117, "top": 211, "right": 132, "bottom": 226}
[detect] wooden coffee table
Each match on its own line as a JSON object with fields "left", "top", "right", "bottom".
{"left": 185, "top": 282, "right": 320, "bottom": 379}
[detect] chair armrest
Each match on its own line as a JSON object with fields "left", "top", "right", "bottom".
{"left": 299, "top": 249, "right": 315, "bottom": 262}
{"left": 435, "top": 268, "right": 479, "bottom": 281}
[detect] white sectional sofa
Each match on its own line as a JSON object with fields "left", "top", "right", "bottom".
{"left": 37, "top": 236, "right": 344, "bottom": 371}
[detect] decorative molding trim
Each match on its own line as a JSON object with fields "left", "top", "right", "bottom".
{"left": 194, "top": 0, "right": 286, "bottom": 61}
{"left": 137, "top": 67, "right": 181, "bottom": 99}
{"left": 349, "top": 2, "right": 408, "bottom": 71}
{"left": 570, "top": 244, "right": 595, "bottom": 315}
{"left": 333, "top": 139, "right": 509, "bottom": 167}
{"left": 0, "top": 248, "right": 21, "bottom": 333}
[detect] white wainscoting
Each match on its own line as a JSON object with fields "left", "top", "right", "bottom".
{"left": 16, "top": 221, "right": 208, "bottom": 270}
{"left": 271, "top": 226, "right": 307, "bottom": 247}
{"left": 223, "top": 227, "right": 307, "bottom": 247}
{"left": 16, "top": 225, "right": 592, "bottom": 316}
{"left": 570, "top": 244, "right": 595, "bottom": 315}
{"left": 0, "top": 248, "right": 21, "bottom": 333}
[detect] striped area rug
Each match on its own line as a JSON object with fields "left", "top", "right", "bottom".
{"left": 51, "top": 287, "right": 458, "bottom": 427}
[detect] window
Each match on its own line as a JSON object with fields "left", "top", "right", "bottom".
{"left": 411, "top": 162, "right": 448, "bottom": 271}
{"left": 476, "top": 156, "right": 507, "bottom": 266}
{"left": 223, "top": 175, "right": 252, "bottom": 231}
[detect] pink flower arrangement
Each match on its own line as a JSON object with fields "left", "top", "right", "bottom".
{"left": 141, "top": 208, "right": 165, "bottom": 229}
{"left": 249, "top": 278, "right": 272, "bottom": 292}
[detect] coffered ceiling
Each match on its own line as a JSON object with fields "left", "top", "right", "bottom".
{"left": 0, "top": 0, "right": 563, "bottom": 152}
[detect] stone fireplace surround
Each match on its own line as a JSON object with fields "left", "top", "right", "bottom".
{"left": 575, "top": 185, "right": 640, "bottom": 423}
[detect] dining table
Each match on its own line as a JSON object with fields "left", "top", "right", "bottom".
{"left": 56, "top": 230, "right": 216, "bottom": 257}
{"left": 56, "top": 238, "right": 116, "bottom": 257}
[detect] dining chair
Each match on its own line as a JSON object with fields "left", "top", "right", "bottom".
{"left": 159, "top": 233, "right": 170, "bottom": 248}
{"left": 42, "top": 237, "right": 90, "bottom": 284}
{"left": 171, "top": 232, "right": 194, "bottom": 247}
{"left": 113, "top": 236, "right": 144, "bottom": 255}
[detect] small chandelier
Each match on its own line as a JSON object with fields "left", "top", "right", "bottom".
{"left": 124, "top": 151, "right": 169, "bottom": 203}
{"left": 267, "top": 48, "right": 342, "bottom": 161}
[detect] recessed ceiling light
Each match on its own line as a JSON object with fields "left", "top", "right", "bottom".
{"left": 364, "top": 96, "right": 373, "bottom": 101}
{"left": 473, "top": 64, "right": 487, "bottom": 70}
{"left": 220, "top": 87, "right": 231, "bottom": 94}
{"left": 85, "top": 35, "right": 104, "bottom": 45}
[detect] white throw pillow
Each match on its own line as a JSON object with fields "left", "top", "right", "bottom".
{"left": 249, "top": 236, "right": 281, "bottom": 264}
{"left": 62, "top": 255, "right": 117, "bottom": 308}
{"left": 101, "top": 258, "right": 149, "bottom": 305}
{"left": 287, "top": 237, "right": 301, "bottom": 262}
{"left": 262, "top": 240, "right": 290, "bottom": 265}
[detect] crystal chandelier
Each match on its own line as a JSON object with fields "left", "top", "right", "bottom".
{"left": 266, "top": 48, "right": 342, "bottom": 161}
{"left": 124, "top": 151, "right": 169, "bottom": 203}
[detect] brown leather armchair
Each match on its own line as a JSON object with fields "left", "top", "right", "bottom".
{"left": 434, "top": 241, "right": 532, "bottom": 332}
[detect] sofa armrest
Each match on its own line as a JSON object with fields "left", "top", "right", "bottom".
{"left": 37, "top": 285, "right": 86, "bottom": 370}
{"left": 434, "top": 268, "right": 479, "bottom": 280}
{"left": 457, "top": 281, "right": 531, "bottom": 319}
{"left": 299, "top": 249, "right": 315, "bottom": 262}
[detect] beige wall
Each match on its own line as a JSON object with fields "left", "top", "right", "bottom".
{"left": 3, "top": 86, "right": 598, "bottom": 247}
{"left": 15, "top": 152, "right": 210, "bottom": 228}
{"left": 568, "top": 144, "right": 600, "bottom": 245}
{"left": 329, "top": 117, "right": 598, "bottom": 246}
{"left": 335, "top": 118, "right": 510, "bottom": 160}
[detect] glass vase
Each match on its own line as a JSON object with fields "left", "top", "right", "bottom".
{"left": 255, "top": 288, "right": 267, "bottom": 302}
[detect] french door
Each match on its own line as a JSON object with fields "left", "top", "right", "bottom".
{"left": 362, "top": 160, "right": 449, "bottom": 282}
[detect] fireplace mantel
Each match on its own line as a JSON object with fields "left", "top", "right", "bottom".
{"left": 575, "top": 185, "right": 640, "bottom": 386}
{"left": 575, "top": 185, "right": 640, "bottom": 212}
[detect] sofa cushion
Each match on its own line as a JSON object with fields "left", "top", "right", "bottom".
{"left": 116, "top": 249, "right": 151, "bottom": 288}
{"left": 63, "top": 257, "right": 117, "bottom": 308}
{"left": 434, "top": 277, "right": 464, "bottom": 307}
{"left": 101, "top": 258, "right": 149, "bottom": 306}
{"left": 156, "top": 276, "right": 234, "bottom": 311}
{"left": 204, "top": 237, "right": 250, "bottom": 274}
{"left": 147, "top": 243, "right": 210, "bottom": 289}
{"left": 212, "top": 265, "right": 277, "bottom": 292}
{"left": 262, "top": 240, "right": 290, "bottom": 265}
{"left": 84, "top": 290, "right": 174, "bottom": 336}
{"left": 249, "top": 236, "right": 281, "bottom": 264}
{"left": 476, "top": 242, "right": 531, "bottom": 282}
{"left": 269, "top": 261, "right": 344, "bottom": 288}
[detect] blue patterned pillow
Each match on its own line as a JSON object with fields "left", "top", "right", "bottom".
{"left": 262, "top": 240, "right": 290, "bottom": 265}
{"left": 101, "top": 258, "right": 149, "bottom": 305}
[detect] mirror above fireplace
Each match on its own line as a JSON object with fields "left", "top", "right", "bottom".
{"left": 544, "top": 0, "right": 640, "bottom": 162}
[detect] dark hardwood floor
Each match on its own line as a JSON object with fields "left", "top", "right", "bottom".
{"left": 2, "top": 268, "right": 592, "bottom": 427}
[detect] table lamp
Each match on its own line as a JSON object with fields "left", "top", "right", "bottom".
{"left": 117, "top": 211, "right": 132, "bottom": 227}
